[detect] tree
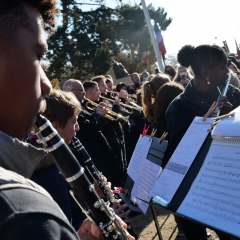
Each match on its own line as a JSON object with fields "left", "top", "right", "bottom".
{"left": 46, "top": 1, "right": 172, "bottom": 83}
{"left": 165, "top": 53, "right": 178, "bottom": 67}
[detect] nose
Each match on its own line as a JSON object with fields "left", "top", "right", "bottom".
{"left": 40, "top": 67, "right": 52, "bottom": 96}
{"left": 75, "top": 123, "right": 80, "bottom": 132}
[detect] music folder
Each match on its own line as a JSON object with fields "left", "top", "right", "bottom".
{"left": 119, "top": 137, "right": 168, "bottom": 213}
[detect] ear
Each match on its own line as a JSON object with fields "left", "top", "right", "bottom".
{"left": 51, "top": 121, "right": 60, "bottom": 130}
{"left": 201, "top": 68, "right": 211, "bottom": 78}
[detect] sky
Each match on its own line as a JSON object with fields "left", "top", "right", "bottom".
{"left": 56, "top": 0, "right": 240, "bottom": 57}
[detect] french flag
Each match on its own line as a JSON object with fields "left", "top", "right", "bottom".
{"left": 154, "top": 22, "right": 166, "bottom": 56}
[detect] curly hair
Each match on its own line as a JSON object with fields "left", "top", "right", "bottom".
{"left": 177, "top": 44, "right": 224, "bottom": 77}
{"left": 0, "top": 0, "right": 59, "bottom": 41}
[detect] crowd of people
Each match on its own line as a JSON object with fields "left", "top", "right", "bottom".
{"left": 1, "top": 0, "right": 240, "bottom": 239}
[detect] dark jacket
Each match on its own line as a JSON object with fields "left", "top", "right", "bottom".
{"left": 77, "top": 100, "right": 123, "bottom": 187}
{"left": 31, "top": 153, "right": 85, "bottom": 231}
{"left": 166, "top": 80, "right": 240, "bottom": 162}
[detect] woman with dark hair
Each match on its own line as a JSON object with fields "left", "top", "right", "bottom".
{"left": 153, "top": 82, "right": 184, "bottom": 141}
{"left": 116, "top": 82, "right": 128, "bottom": 93}
{"left": 166, "top": 44, "right": 240, "bottom": 240}
{"left": 164, "top": 64, "right": 176, "bottom": 80}
{"left": 142, "top": 73, "right": 171, "bottom": 123}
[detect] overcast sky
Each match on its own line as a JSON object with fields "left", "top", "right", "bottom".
{"left": 57, "top": 0, "right": 240, "bottom": 57}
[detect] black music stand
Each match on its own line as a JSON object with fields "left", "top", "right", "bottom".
{"left": 139, "top": 134, "right": 240, "bottom": 240}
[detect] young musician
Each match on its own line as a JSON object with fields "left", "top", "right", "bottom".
{"left": 142, "top": 73, "right": 171, "bottom": 124}
{"left": 105, "top": 75, "right": 114, "bottom": 92}
{"left": 31, "top": 89, "right": 85, "bottom": 230}
{"left": 0, "top": 1, "right": 129, "bottom": 239}
{"left": 86, "top": 80, "right": 126, "bottom": 187}
{"left": 166, "top": 44, "right": 240, "bottom": 240}
{"left": 152, "top": 82, "right": 184, "bottom": 165}
{"left": 63, "top": 80, "right": 119, "bottom": 186}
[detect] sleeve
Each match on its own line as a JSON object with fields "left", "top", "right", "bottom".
{"left": 2, "top": 215, "right": 79, "bottom": 240}
{"left": 112, "top": 104, "right": 120, "bottom": 114}
{"left": 77, "top": 113, "right": 107, "bottom": 137}
{"left": 166, "top": 102, "right": 192, "bottom": 158}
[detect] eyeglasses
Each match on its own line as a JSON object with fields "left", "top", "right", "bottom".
{"left": 72, "top": 89, "right": 85, "bottom": 93}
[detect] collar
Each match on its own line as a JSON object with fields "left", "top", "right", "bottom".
{"left": 0, "top": 131, "right": 46, "bottom": 178}
{"left": 184, "top": 79, "right": 222, "bottom": 110}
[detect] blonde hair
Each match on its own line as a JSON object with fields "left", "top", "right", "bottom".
{"left": 43, "top": 89, "right": 81, "bottom": 128}
{"left": 142, "top": 73, "right": 170, "bottom": 122}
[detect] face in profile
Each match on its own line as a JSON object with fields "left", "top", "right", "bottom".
{"left": 208, "top": 54, "right": 229, "bottom": 86}
{"left": 98, "top": 79, "right": 107, "bottom": 95}
{"left": 72, "top": 81, "right": 86, "bottom": 103}
{"left": 0, "top": 5, "right": 52, "bottom": 139}
{"left": 56, "top": 114, "right": 79, "bottom": 145}
{"left": 90, "top": 85, "right": 101, "bottom": 102}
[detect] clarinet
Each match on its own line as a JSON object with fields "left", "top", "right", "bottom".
{"left": 71, "top": 136, "right": 116, "bottom": 203}
{"left": 71, "top": 136, "right": 141, "bottom": 240}
{"left": 34, "top": 114, "right": 130, "bottom": 240}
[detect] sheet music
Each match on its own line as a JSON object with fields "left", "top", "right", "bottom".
{"left": 127, "top": 135, "right": 152, "bottom": 182}
{"left": 177, "top": 143, "right": 240, "bottom": 238}
{"left": 131, "top": 158, "right": 162, "bottom": 214}
{"left": 150, "top": 117, "right": 214, "bottom": 202}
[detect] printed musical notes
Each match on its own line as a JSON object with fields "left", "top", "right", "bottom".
{"left": 131, "top": 158, "right": 162, "bottom": 214}
{"left": 127, "top": 135, "right": 152, "bottom": 182}
{"left": 177, "top": 144, "right": 240, "bottom": 238}
{"left": 149, "top": 117, "right": 214, "bottom": 202}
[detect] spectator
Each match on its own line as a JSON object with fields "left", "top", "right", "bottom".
{"left": 173, "top": 66, "right": 193, "bottom": 87}
{"left": 164, "top": 64, "right": 176, "bottom": 80}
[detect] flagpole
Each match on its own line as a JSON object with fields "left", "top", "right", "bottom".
{"left": 141, "top": 0, "right": 164, "bottom": 72}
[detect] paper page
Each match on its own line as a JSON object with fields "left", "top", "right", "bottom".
{"left": 131, "top": 158, "right": 162, "bottom": 214}
{"left": 177, "top": 143, "right": 240, "bottom": 238}
{"left": 150, "top": 117, "right": 214, "bottom": 203}
{"left": 127, "top": 135, "right": 152, "bottom": 182}
{"left": 212, "top": 106, "right": 240, "bottom": 138}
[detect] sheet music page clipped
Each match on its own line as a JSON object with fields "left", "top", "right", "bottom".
{"left": 131, "top": 158, "right": 162, "bottom": 214}
{"left": 127, "top": 135, "right": 152, "bottom": 182}
{"left": 177, "top": 142, "right": 240, "bottom": 238}
{"left": 149, "top": 117, "right": 214, "bottom": 203}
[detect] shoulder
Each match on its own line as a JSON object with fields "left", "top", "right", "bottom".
{"left": 167, "top": 92, "right": 186, "bottom": 114}
{"left": 0, "top": 168, "right": 78, "bottom": 239}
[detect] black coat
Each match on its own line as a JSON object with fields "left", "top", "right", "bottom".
{"left": 166, "top": 80, "right": 240, "bottom": 163}
{"left": 77, "top": 100, "right": 124, "bottom": 187}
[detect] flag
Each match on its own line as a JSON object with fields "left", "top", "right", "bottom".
{"left": 235, "top": 39, "right": 240, "bottom": 59}
{"left": 154, "top": 21, "right": 166, "bottom": 56}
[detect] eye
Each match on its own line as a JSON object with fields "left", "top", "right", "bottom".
{"left": 37, "top": 55, "right": 43, "bottom": 61}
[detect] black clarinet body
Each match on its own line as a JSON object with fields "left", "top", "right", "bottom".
{"left": 71, "top": 137, "right": 140, "bottom": 240}
{"left": 72, "top": 137, "right": 117, "bottom": 203}
{"left": 34, "top": 114, "right": 129, "bottom": 240}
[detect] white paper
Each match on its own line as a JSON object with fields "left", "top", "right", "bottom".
{"left": 150, "top": 117, "right": 214, "bottom": 202}
{"left": 127, "top": 135, "right": 152, "bottom": 182}
{"left": 212, "top": 106, "right": 240, "bottom": 138}
{"left": 177, "top": 143, "right": 240, "bottom": 238}
{"left": 131, "top": 158, "right": 162, "bottom": 214}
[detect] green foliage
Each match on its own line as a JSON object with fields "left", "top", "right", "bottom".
{"left": 46, "top": 1, "right": 172, "bottom": 84}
